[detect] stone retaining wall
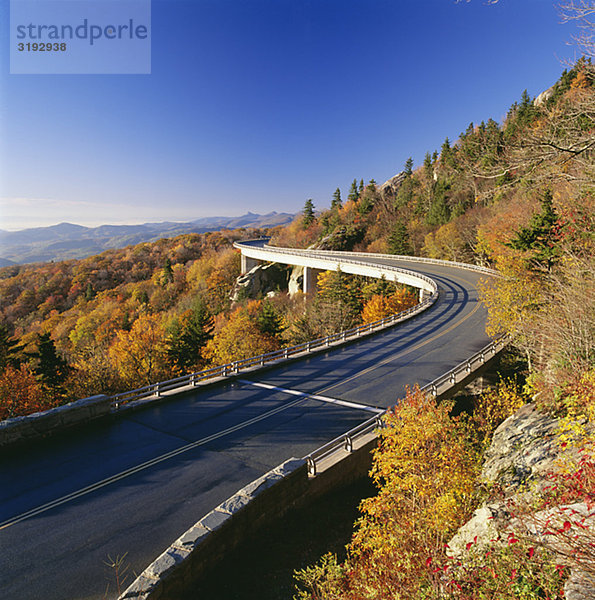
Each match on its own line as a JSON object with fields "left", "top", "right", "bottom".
{"left": 120, "top": 437, "right": 378, "bottom": 600}
{"left": 0, "top": 394, "right": 110, "bottom": 449}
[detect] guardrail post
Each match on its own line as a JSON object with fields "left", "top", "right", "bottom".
{"left": 449, "top": 373, "right": 456, "bottom": 385}
{"left": 466, "top": 361, "right": 472, "bottom": 373}
{"left": 155, "top": 383, "right": 161, "bottom": 398}
{"left": 260, "top": 356, "right": 265, "bottom": 366}
{"left": 284, "top": 348, "right": 288, "bottom": 358}
{"left": 306, "top": 342, "right": 311, "bottom": 352}
{"left": 344, "top": 436, "right": 353, "bottom": 453}
{"left": 431, "top": 384, "right": 438, "bottom": 397}
{"left": 233, "top": 361, "right": 239, "bottom": 373}
{"left": 307, "top": 458, "right": 317, "bottom": 477}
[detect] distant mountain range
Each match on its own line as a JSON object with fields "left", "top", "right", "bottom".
{"left": 0, "top": 212, "right": 295, "bottom": 265}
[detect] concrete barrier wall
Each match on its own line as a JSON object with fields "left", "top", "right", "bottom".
{"left": 120, "top": 438, "right": 378, "bottom": 600}
{"left": 0, "top": 395, "right": 109, "bottom": 449}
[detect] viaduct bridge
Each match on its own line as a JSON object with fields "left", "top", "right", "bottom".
{"left": 0, "top": 240, "right": 498, "bottom": 599}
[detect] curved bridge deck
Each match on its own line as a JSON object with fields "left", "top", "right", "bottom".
{"left": 0, "top": 246, "right": 493, "bottom": 600}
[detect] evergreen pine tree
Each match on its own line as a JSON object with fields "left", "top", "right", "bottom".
{"left": 29, "top": 333, "right": 70, "bottom": 390}
{"left": 0, "top": 325, "right": 22, "bottom": 371}
{"left": 302, "top": 198, "right": 315, "bottom": 227}
{"left": 167, "top": 299, "right": 214, "bottom": 370}
{"left": 257, "top": 300, "right": 284, "bottom": 338}
{"left": 348, "top": 179, "right": 359, "bottom": 202}
{"left": 162, "top": 258, "right": 174, "bottom": 285}
{"left": 85, "top": 283, "right": 96, "bottom": 301}
{"left": 508, "top": 190, "right": 561, "bottom": 271}
{"left": 331, "top": 188, "right": 342, "bottom": 211}
{"left": 387, "top": 222, "right": 413, "bottom": 255}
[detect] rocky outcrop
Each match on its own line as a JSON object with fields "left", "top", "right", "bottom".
{"left": 231, "top": 263, "right": 289, "bottom": 302}
{"left": 449, "top": 403, "right": 595, "bottom": 600}
{"left": 379, "top": 171, "right": 407, "bottom": 197}
{"left": 535, "top": 86, "right": 555, "bottom": 107}
{"left": 481, "top": 403, "right": 562, "bottom": 494}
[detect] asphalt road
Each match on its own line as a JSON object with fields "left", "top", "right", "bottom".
{"left": 0, "top": 255, "right": 492, "bottom": 600}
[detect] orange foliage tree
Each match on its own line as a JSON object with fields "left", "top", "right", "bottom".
{"left": 0, "top": 364, "right": 57, "bottom": 420}
{"left": 361, "top": 288, "right": 418, "bottom": 324}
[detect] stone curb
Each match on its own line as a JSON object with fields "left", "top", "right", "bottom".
{"left": 0, "top": 394, "right": 110, "bottom": 449}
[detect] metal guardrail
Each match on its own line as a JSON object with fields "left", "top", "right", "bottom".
{"left": 253, "top": 238, "right": 500, "bottom": 277}
{"left": 109, "top": 296, "right": 437, "bottom": 409}
{"left": 304, "top": 335, "right": 509, "bottom": 476}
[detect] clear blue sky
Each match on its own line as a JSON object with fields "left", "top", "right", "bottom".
{"left": 0, "top": 0, "right": 582, "bottom": 230}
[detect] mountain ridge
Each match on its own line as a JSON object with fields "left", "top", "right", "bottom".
{"left": 0, "top": 212, "right": 295, "bottom": 264}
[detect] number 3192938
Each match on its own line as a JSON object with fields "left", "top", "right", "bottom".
{"left": 17, "top": 42, "right": 67, "bottom": 51}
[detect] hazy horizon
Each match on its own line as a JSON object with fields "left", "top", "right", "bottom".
{"left": 0, "top": 209, "right": 294, "bottom": 233}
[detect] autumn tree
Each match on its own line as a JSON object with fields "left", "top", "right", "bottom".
{"left": 0, "top": 364, "right": 55, "bottom": 420}
{"left": 108, "top": 314, "right": 172, "bottom": 388}
{"left": 203, "top": 305, "right": 279, "bottom": 365}
{"left": 361, "top": 288, "right": 417, "bottom": 324}
{"left": 295, "top": 387, "right": 478, "bottom": 599}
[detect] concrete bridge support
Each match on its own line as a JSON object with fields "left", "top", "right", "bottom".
{"left": 303, "top": 266, "right": 321, "bottom": 295}
{"left": 241, "top": 255, "right": 260, "bottom": 275}
{"left": 419, "top": 287, "right": 433, "bottom": 302}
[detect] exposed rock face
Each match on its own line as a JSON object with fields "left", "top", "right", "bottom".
{"left": 448, "top": 403, "right": 595, "bottom": 600}
{"left": 231, "top": 263, "right": 289, "bottom": 302}
{"left": 379, "top": 171, "right": 407, "bottom": 197}
{"left": 288, "top": 265, "right": 304, "bottom": 296}
{"left": 481, "top": 403, "right": 561, "bottom": 495}
{"left": 535, "top": 86, "right": 555, "bottom": 107}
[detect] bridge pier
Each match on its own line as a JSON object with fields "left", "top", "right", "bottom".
{"left": 241, "top": 254, "right": 260, "bottom": 274}
{"left": 303, "top": 266, "right": 321, "bottom": 295}
{"left": 419, "top": 287, "right": 433, "bottom": 302}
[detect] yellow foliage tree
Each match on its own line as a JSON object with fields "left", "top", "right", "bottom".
{"left": 295, "top": 386, "right": 479, "bottom": 600}
{"left": 203, "top": 306, "right": 279, "bottom": 365}
{"left": 108, "top": 314, "right": 172, "bottom": 388}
